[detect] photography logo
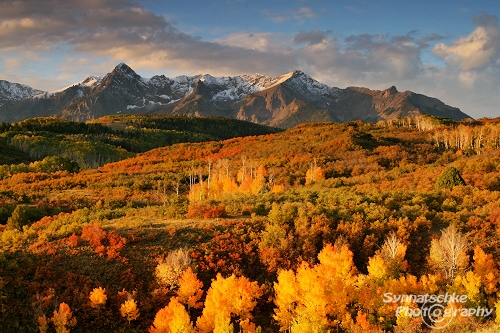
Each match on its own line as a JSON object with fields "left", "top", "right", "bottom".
{"left": 384, "top": 292, "right": 493, "bottom": 329}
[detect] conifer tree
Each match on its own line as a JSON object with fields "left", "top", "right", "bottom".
{"left": 435, "top": 166, "right": 466, "bottom": 190}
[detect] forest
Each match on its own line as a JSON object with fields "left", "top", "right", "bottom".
{"left": 1, "top": 114, "right": 500, "bottom": 332}
{"left": 0, "top": 115, "right": 281, "bottom": 170}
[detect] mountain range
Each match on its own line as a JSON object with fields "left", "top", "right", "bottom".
{"left": 0, "top": 63, "right": 470, "bottom": 127}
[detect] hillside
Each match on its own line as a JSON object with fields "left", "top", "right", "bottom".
{"left": 0, "top": 115, "right": 281, "bottom": 170}
{"left": 1, "top": 116, "right": 500, "bottom": 332}
{"left": 0, "top": 64, "right": 470, "bottom": 127}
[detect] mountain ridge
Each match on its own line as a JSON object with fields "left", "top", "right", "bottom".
{"left": 0, "top": 63, "right": 470, "bottom": 127}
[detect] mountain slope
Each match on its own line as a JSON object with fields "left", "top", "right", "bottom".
{"left": 0, "top": 115, "right": 282, "bottom": 171}
{"left": 0, "top": 64, "right": 470, "bottom": 126}
{"left": 0, "top": 80, "right": 45, "bottom": 102}
{"left": 337, "top": 86, "right": 469, "bottom": 122}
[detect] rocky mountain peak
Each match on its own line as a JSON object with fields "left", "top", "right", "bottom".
{"left": 0, "top": 64, "right": 471, "bottom": 126}
{"left": 383, "top": 86, "right": 398, "bottom": 97}
{"left": 0, "top": 80, "right": 45, "bottom": 102}
{"left": 115, "top": 62, "right": 134, "bottom": 73}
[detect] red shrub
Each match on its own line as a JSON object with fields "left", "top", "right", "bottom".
{"left": 186, "top": 201, "right": 226, "bottom": 219}
{"left": 67, "top": 233, "right": 79, "bottom": 247}
{"left": 81, "top": 222, "right": 106, "bottom": 248}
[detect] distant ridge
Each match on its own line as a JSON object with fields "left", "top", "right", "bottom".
{"left": 0, "top": 64, "right": 470, "bottom": 127}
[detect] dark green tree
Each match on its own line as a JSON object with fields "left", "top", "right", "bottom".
{"left": 435, "top": 166, "right": 466, "bottom": 190}
{"left": 31, "top": 156, "right": 80, "bottom": 173}
{"left": 6, "top": 205, "right": 46, "bottom": 231}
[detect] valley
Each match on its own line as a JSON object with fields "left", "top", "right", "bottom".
{"left": 0, "top": 115, "right": 500, "bottom": 332}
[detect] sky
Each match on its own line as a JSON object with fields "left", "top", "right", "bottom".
{"left": 1, "top": 0, "right": 500, "bottom": 119}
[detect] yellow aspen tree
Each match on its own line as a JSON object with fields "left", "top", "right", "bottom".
{"left": 367, "top": 254, "right": 389, "bottom": 282}
{"left": 239, "top": 318, "right": 257, "bottom": 333}
{"left": 273, "top": 269, "right": 300, "bottom": 331}
{"left": 393, "top": 299, "right": 422, "bottom": 333}
{"left": 305, "top": 159, "right": 325, "bottom": 185}
{"left": 238, "top": 173, "right": 253, "bottom": 194}
{"left": 89, "top": 287, "right": 107, "bottom": 308}
{"left": 294, "top": 262, "right": 329, "bottom": 332}
{"left": 196, "top": 274, "right": 262, "bottom": 333}
{"left": 251, "top": 165, "right": 268, "bottom": 194}
{"left": 52, "top": 302, "right": 77, "bottom": 333}
{"left": 221, "top": 176, "right": 239, "bottom": 195}
{"left": 275, "top": 244, "right": 363, "bottom": 332}
{"left": 355, "top": 274, "right": 384, "bottom": 325}
{"left": 454, "top": 271, "right": 483, "bottom": 306}
{"left": 150, "top": 307, "right": 171, "bottom": 333}
{"left": 290, "top": 310, "right": 329, "bottom": 333}
{"left": 271, "top": 184, "right": 286, "bottom": 193}
{"left": 419, "top": 274, "right": 441, "bottom": 295}
{"left": 429, "top": 225, "right": 468, "bottom": 281}
{"left": 432, "top": 300, "right": 464, "bottom": 330}
{"left": 120, "top": 299, "right": 140, "bottom": 325}
{"left": 38, "top": 315, "right": 50, "bottom": 333}
{"left": 232, "top": 276, "right": 263, "bottom": 324}
{"left": 213, "top": 314, "right": 234, "bottom": 333}
{"left": 379, "top": 232, "right": 407, "bottom": 278}
{"left": 188, "top": 182, "right": 209, "bottom": 202}
{"left": 209, "top": 174, "right": 225, "bottom": 200}
{"left": 196, "top": 274, "right": 233, "bottom": 332}
{"left": 316, "top": 244, "right": 357, "bottom": 328}
{"left": 177, "top": 267, "right": 204, "bottom": 311}
{"left": 496, "top": 299, "right": 500, "bottom": 324}
{"left": 473, "top": 246, "right": 499, "bottom": 294}
{"left": 149, "top": 297, "right": 193, "bottom": 333}
{"left": 317, "top": 244, "right": 357, "bottom": 282}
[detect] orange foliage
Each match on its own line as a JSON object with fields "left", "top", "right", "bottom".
{"left": 89, "top": 287, "right": 107, "bottom": 308}
{"left": 80, "top": 222, "right": 126, "bottom": 258}
{"left": 106, "top": 229, "right": 127, "bottom": 259}
{"left": 355, "top": 311, "right": 381, "bottom": 332}
{"left": 81, "top": 222, "right": 106, "bottom": 249}
{"left": 52, "top": 302, "right": 77, "bottom": 333}
{"left": 66, "top": 234, "right": 79, "bottom": 247}
{"left": 120, "top": 299, "right": 140, "bottom": 324}
{"left": 186, "top": 201, "right": 226, "bottom": 219}
{"left": 149, "top": 297, "right": 193, "bottom": 333}
{"left": 473, "top": 246, "right": 499, "bottom": 294}
{"left": 196, "top": 273, "right": 263, "bottom": 333}
{"left": 177, "top": 267, "right": 204, "bottom": 310}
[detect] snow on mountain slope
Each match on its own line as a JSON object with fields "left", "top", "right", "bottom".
{"left": 0, "top": 80, "right": 46, "bottom": 102}
{"left": 271, "top": 70, "right": 340, "bottom": 99}
{"left": 0, "top": 63, "right": 469, "bottom": 126}
{"left": 50, "top": 76, "right": 102, "bottom": 95}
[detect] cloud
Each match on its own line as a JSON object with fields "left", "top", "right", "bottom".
{"left": 417, "top": 33, "right": 448, "bottom": 49}
{"left": 0, "top": 0, "right": 423, "bottom": 82}
{"left": 263, "top": 6, "right": 317, "bottom": 23}
{"left": 294, "top": 29, "right": 332, "bottom": 45}
{"left": 432, "top": 13, "right": 500, "bottom": 70}
{"left": 1, "top": 1, "right": 500, "bottom": 118}
{"left": 0, "top": 0, "right": 300, "bottom": 77}
{"left": 295, "top": 7, "right": 316, "bottom": 19}
{"left": 340, "top": 33, "right": 423, "bottom": 79}
{"left": 217, "top": 32, "right": 290, "bottom": 52}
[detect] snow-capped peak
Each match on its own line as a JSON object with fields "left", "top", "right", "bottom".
{"left": 116, "top": 62, "right": 132, "bottom": 72}
{"left": 0, "top": 80, "right": 46, "bottom": 101}
{"left": 266, "top": 71, "right": 297, "bottom": 89}
{"left": 81, "top": 76, "right": 102, "bottom": 87}
{"left": 50, "top": 76, "right": 102, "bottom": 94}
{"left": 111, "top": 62, "right": 150, "bottom": 85}
{"left": 241, "top": 73, "right": 274, "bottom": 89}
{"left": 266, "top": 70, "right": 339, "bottom": 98}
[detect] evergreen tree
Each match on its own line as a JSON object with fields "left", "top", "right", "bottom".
{"left": 435, "top": 166, "right": 466, "bottom": 190}
{"left": 6, "top": 205, "right": 46, "bottom": 231}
